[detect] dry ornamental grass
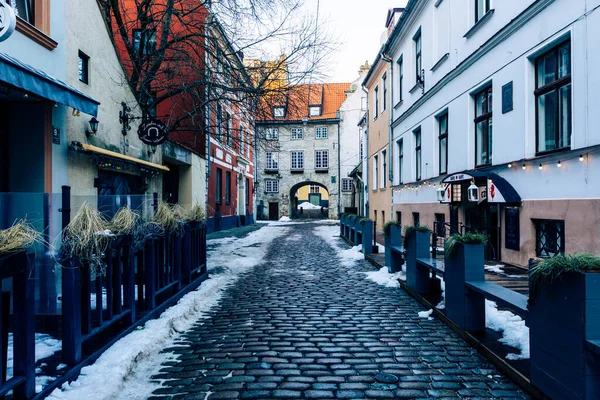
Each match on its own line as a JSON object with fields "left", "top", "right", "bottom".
{"left": 0, "top": 220, "right": 42, "bottom": 257}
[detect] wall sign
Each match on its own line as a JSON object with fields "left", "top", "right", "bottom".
{"left": 505, "top": 207, "right": 520, "bottom": 251}
{"left": 137, "top": 119, "right": 168, "bottom": 145}
{"left": 442, "top": 173, "right": 473, "bottom": 183}
{"left": 52, "top": 127, "right": 60, "bottom": 145}
{"left": 502, "top": 82, "right": 513, "bottom": 114}
{"left": 0, "top": 1, "right": 16, "bottom": 42}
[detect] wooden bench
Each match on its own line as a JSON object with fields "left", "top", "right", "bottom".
{"left": 465, "top": 280, "right": 529, "bottom": 319}
{"left": 388, "top": 246, "right": 405, "bottom": 273}
{"left": 416, "top": 257, "right": 445, "bottom": 276}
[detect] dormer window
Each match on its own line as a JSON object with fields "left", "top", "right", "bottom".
{"left": 273, "top": 107, "right": 286, "bottom": 118}
{"left": 309, "top": 106, "right": 322, "bottom": 117}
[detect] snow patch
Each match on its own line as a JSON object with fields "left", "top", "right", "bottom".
{"left": 484, "top": 264, "right": 525, "bottom": 278}
{"left": 365, "top": 267, "right": 405, "bottom": 288}
{"left": 297, "top": 202, "right": 321, "bottom": 210}
{"left": 485, "top": 300, "right": 530, "bottom": 360}
{"left": 314, "top": 225, "right": 365, "bottom": 267}
{"left": 418, "top": 309, "right": 434, "bottom": 320}
{"left": 278, "top": 216, "right": 291, "bottom": 222}
{"left": 49, "top": 225, "right": 288, "bottom": 400}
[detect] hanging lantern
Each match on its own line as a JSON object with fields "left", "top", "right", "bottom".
{"left": 436, "top": 187, "right": 445, "bottom": 202}
{"left": 467, "top": 181, "right": 479, "bottom": 202}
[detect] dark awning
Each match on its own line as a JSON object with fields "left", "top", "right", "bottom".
{"left": 442, "top": 170, "right": 521, "bottom": 205}
{"left": 0, "top": 53, "right": 99, "bottom": 116}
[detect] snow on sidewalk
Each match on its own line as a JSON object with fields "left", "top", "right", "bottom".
{"left": 48, "top": 224, "right": 289, "bottom": 400}
{"left": 314, "top": 224, "right": 364, "bottom": 267}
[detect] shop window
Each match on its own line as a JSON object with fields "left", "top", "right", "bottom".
{"left": 534, "top": 219, "right": 565, "bottom": 258}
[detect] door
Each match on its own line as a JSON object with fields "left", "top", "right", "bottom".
{"left": 449, "top": 207, "right": 459, "bottom": 234}
{"left": 96, "top": 170, "right": 144, "bottom": 219}
{"left": 162, "top": 164, "right": 180, "bottom": 204}
{"left": 268, "top": 202, "right": 279, "bottom": 221}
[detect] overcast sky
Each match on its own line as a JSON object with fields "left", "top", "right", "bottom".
{"left": 301, "top": 0, "right": 407, "bottom": 83}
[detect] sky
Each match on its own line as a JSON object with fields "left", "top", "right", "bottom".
{"left": 301, "top": 0, "right": 407, "bottom": 83}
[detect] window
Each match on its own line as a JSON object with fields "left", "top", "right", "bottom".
{"left": 291, "top": 151, "right": 304, "bottom": 170}
{"left": 246, "top": 178, "right": 250, "bottom": 205}
{"left": 374, "top": 86, "right": 379, "bottom": 117}
{"left": 396, "top": 212, "right": 402, "bottom": 225}
{"left": 342, "top": 178, "right": 353, "bottom": 192}
{"left": 133, "top": 29, "right": 157, "bottom": 55}
{"left": 225, "top": 171, "right": 231, "bottom": 204}
{"left": 291, "top": 127, "right": 303, "bottom": 140}
{"left": 452, "top": 184, "right": 462, "bottom": 202}
{"left": 216, "top": 168, "right": 222, "bottom": 204}
{"left": 266, "top": 127, "right": 279, "bottom": 140}
{"left": 266, "top": 152, "right": 278, "bottom": 170}
{"left": 381, "top": 149, "right": 387, "bottom": 188}
{"left": 382, "top": 73, "right": 387, "bottom": 111}
{"left": 273, "top": 107, "right": 285, "bottom": 118}
{"left": 216, "top": 105, "right": 223, "bottom": 140}
{"left": 475, "top": 0, "right": 491, "bottom": 23}
{"left": 315, "top": 150, "right": 329, "bottom": 170}
{"left": 78, "top": 51, "right": 89, "bottom": 84}
{"left": 240, "top": 129, "right": 245, "bottom": 156}
{"left": 414, "top": 30, "right": 422, "bottom": 83}
{"left": 413, "top": 212, "right": 420, "bottom": 226}
{"left": 13, "top": 0, "right": 33, "bottom": 23}
{"left": 266, "top": 180, "right": 279, "bottom": 193}
{"left": 475, "top": 86, "right": 493, "bottom": 166}
{"left": 309, "top": 106, "right": 322, "bottom": 116}
{"left": 316, "top": 127, "right": 328, "bottom": 139}
{"left": 359, "top": 129, "right": 364, "bottom": 160}
{"left": 361, "top": 97, "right": 367, "bottom": 111}
{"left": 397, "top": 57, "right": 403, "bottom": 103}
{"left": 534, "top": 219, "right": 565, "bottom": 258}
{"left": 435, "top": 214, "right": 446, "bottom": 237}
{"left": 225, "top": 113, "right": 232, "bottom": 146}
{"left": 414, "top": 128, "right": 422, "bottom": 181}
{"left": 247, "top": 132, "right": 251, "bottom": 158}
{"left": 438, "top": 113, "right": 448, "bottom": 175}
{"left": 373, "top": 155, "right": 379, "bottom": 190}
{"left": 535, "top": 40, "right": 571, "bottom": 154}
{"left": 397, "top": 139, "right": 404, "bottom": 184}
{"left": 310, "top": 185, "right": 320, "bottom": 193}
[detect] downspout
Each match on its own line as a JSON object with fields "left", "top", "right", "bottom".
{"left": 205, "top": 16, "right": 212, "bottom": 216}
{"left": 337, "top": 112, "right": 341, "bottom": 216}
{"left": 381, "top": 52, "right": 394, "bottom": 222}
{"left": 362, "top": 86, "right": 369, "bottom": 218}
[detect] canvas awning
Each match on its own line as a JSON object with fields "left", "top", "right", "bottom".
{"left": 441, "top": 171, "right": 521, "bottom": 204}
{"left": 0, "top": 52, "right": 100, "bottom": 116}
{"left": 72, "top": 142, "right": 170, "bottom": 172}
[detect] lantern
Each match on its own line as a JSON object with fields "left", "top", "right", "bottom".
{"left": 436, "top": 187, "right": 445, "bottom": 202}
{"left": 467, "top": 181, "right": 479, "bottom": 202}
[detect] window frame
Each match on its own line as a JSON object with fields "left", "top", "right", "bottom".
{"left": 374, "top": 86, "right": 379, "bottom": 117}
{"left": 266, "top": 127, "right": 279, "bottom": 140}
{"left": 273, "top": 107, "right": 286, "bottom": 118}
{"left": 381, "top": 149, "right": 387, "bottom": 188}
{"left": 534, "top": 219, "right": 565, "bottom": 258}
{"left": 382, "top": 73, "right": 387, "bottom": 112}
{"left": 438, "top": 113, "right": 449, "bottom": 175}
{"left": 414, "top": 128, "right": 422, "bottom": 181}
{"left": 291, "top": 127, "right": 304, "bottom": 140}
{"left": 397, "top": 56, "right": 403, "bottom": 103}
{"left": 265, "top": 152, "right": 279, "bottom": 170}
{"left": 315, "top": 150, "right": 329, "bottom": 170}
{"left": 265, "top": 180, "right": 279, "bottom": 193}
{"left": 216, "top": 168, "right": 223, "bottom": 205}
{"left": 475, "top": 0, "right": 491, "bottom": 24}
{"left": 216, "top": 104, "right": 223, "bottom": 141}
{"left": 342, "top": 178, "right": 353, "bottom": 192}
{"left": 309, "top": 106, "right": 322, "bottom": 117}
{"left": 474, "top": 85, "right": 493, "bottom": 167}
{"left": 225, "top": 171, "right": 231, "bottom": 204}
{"left": 534, "top": 40, "right": 572, "bottom": 155}
{"left": 397, "top": 139, "right": 404, "bottom": 184}
{"left": 316, "top": 127, "right": 328, "bottom": 139}
{"left": 373, "top": 154, "right": 379, "bottom": 191}
{"left": 78, "top": 51, "right": 90, "bottom": 84}
{"left": 291, "top": 151, "right": 304, "bottom": 170}
{"left": 310, "top": 185, "right": 320, "bottom": 194}
{"left": 414, "top": 29, "right": 422, "bottom": 83}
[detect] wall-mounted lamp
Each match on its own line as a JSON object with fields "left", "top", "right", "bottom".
{"left": 86, "top": 117, "right": 99, "bottom": 137}
{"left": 436, "top": 186, "right": 445, "bottom": 202}
{"left": 467, "top": 181, "right": 479, "bottom": 202}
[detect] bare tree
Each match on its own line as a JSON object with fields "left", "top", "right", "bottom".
{"left": 98, "top": 0, "right": 336, "bottom": 152}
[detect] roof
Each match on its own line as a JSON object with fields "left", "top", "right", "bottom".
{"left": 257, "top": 82, "right": 350, "bottom": 123}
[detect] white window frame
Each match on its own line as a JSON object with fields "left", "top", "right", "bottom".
{"left": 291, "top": 151, "right": 304, "bottom": 170}
{"left": 315, "top": 150, "right": 329, "bottom": 170}
{"left": 265, "top": 180, "right": 279, "bottom": 193}
{"left": 310, "top": 185, "right": 320, "bottom": 193}
{"left": 342, "top": 178, "right": 353, "bottom": 192}
{"left": 309, "top": 106, "right": 322, "bottom": 116}
{"left": 291, "top": 127, "right": 303, "bottom": 140}
{"left": 273, "top": 107, "right": 285, "bottom": 118}
{"left": 316, "top": 127, "right": 328, "bottom": 139}
{"left": 373, "top": 155, "right": 379, "bottom": 190}
{"left": 266, "top": 152, "right": 279, "bottom": 170}
{"left": 266, "top": 127, "right": 279, "bottom": 140}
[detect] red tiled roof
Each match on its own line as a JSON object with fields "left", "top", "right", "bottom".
{"left": 258, "top": 83, "right": 350, "bottom": 122}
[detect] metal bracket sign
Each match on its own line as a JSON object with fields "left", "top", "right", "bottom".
{"left": 137, "top": 119, "right": 168, "bottom": 145}
{"left": 0, "top": 1, "right": 16, "bottom": 42}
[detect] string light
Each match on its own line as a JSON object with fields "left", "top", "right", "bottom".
{"left": 508, "top": 163, "right": 512, "bottom": 168}
{"left": 557, "top": 160, "right": 561, "bottom": 168}
{"left": 522, "top": 163, "right": 526, "bottom": 170}
{"left": 579, "top": 154, "right": 585, "bottom": 162}
{"left": 538, "top": 163, "right": 543, "bottom": 170}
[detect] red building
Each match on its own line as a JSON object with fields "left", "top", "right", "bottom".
{"left": 106, "top": 1, "right": 255, "bottom": 231}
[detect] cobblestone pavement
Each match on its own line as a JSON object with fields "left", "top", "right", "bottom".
{"left": 150, "top": 222, "right": 529, "bottom": 399}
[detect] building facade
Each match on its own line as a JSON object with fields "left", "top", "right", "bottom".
{"left": 255, "top": 83, "right": 350, "bottom": 220}
{"left": 380, "top": 0, "right": 600, "bottom": 268}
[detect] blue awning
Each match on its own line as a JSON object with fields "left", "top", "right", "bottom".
{"left": 0, "top": 52, "right": 99, "bottom": 116}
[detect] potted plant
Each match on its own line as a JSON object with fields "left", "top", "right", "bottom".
{"left": 443, "top": 232, "right": 487, "bottom": 331}
{"left": 528, "top": 253, "right": 600, "bottom": 400}
{"left": 404, "top": 225, "right": 431, "bottom": 293}
{"left": 383, "top": 221, "right": 402, "bottom": 272}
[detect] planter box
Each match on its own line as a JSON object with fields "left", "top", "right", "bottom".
{"left": 444, "top": 243, "right": 485, "bottom": 332}
{"left": 405, "top": 231, "right": 431, "bottom": 294}
{"left": 384, "top": 225, "right": 402, "bottom": 272}
{"left": 529, "top": 271, "right": 600, "bottom": 400}
{"left": 360, "top": 220, "right": 373, "bottom": 255}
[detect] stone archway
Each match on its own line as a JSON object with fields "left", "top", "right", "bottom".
{"left": 289, "top": 181, "right": 331, "bottom": 219}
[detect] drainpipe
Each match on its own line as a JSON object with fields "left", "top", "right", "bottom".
{"left": 381, "top": 52, "right": 394, "bottom": 222}
{"left": 205, "top": 16, "right": 212, "bottom": 217}
{"left": 337, "top": 112, "right": 341, "bottom": 216}
{"left": 362, "top": 86, "right": 369, "bottom": 218}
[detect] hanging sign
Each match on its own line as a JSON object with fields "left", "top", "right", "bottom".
{"left": 0, "top": 1, "right": 16, "bottom": 42}
{"left": 137, "top": 119, "right": 168, "bottom": 145}
{"left": 442, "top": 172, "right": 474, "bottom": 184}
{"left": 440, "top": 185, "right": 451, "bottom": 203}
{"left": 487, "top": 181, "right": 506, "bottom": 203}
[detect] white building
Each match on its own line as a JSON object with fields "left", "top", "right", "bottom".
{"left": 379, "top": 0, "right": 600, "bottom": 267}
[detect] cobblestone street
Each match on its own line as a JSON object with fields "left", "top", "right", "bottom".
{"left": 150, "top": 222, "right": 528, "bottom": 399}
